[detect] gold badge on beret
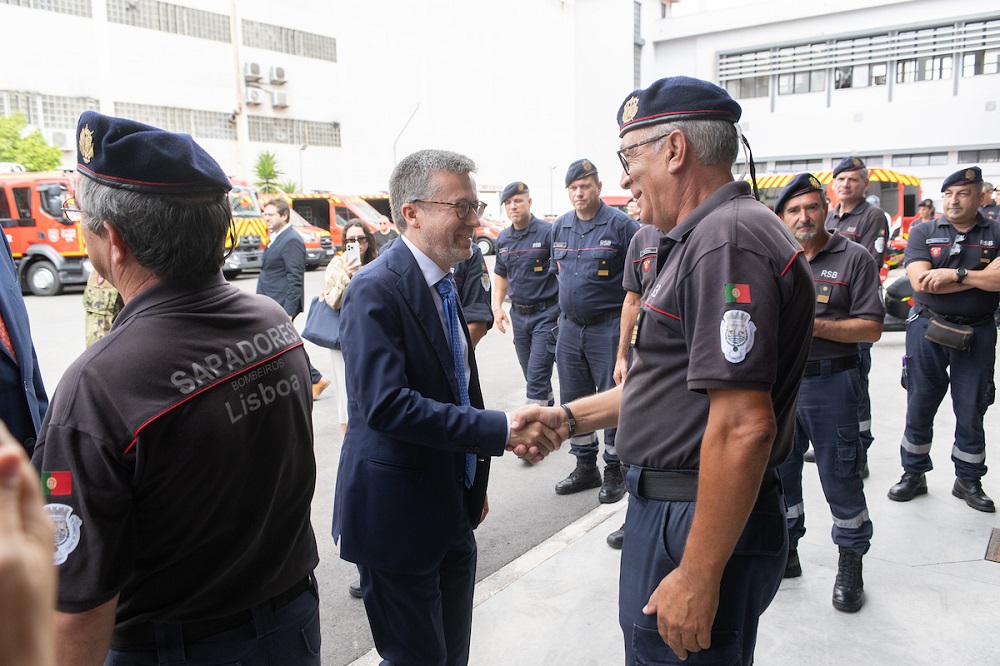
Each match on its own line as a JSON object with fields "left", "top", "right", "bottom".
{"left": 852, "top": 158, "right": 862, "bottom": 167}
{"left": 622, "top": 96, "right": 639, "bottom": 124}
{"left": 966, "top": 169, "right": 976, "bottom": 180}
{"left": 79, "top": 124, "right": 94, "bottom": 164}
{"left": 517, "top": 183, "right": 525, "bottom": 192}
{"left": 809, "top": 176, "right": 821, "bottom": 189}
{"left": 582, "top": 160, "right": 593, "bottom": 172}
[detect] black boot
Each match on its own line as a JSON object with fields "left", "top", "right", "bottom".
{"left": 606, "top": 523, "right": 625, "bottom": 550}
{"left": 952, "top": 478, "right": 996, "bottom": 513}
{"left": 887, "top": 471, "right": 927, "bottom": 502}
{"left": 598, "top": 463, "right": 626, "bottom": 503}
{"left": 348, "top": 579, "right": 362, "bottom": 599}
{"left": 555, "top": 460, "right": 601, "bottom": 495}
{"left": 832, "top": 547, "right": 864, "bottom": 612}
{"left": 784, "top": 549, "right": 801, "bottom": 579}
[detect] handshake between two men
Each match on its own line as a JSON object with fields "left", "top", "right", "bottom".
{"left": 505, "top": 404, "right": 574, "bottom": 464}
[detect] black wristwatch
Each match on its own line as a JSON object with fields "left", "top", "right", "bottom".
{"left": 560, "top": 403, "right": 576, "bottom": 439}
{"left": 956, "top": 267, "right": 968, "bottom": 283}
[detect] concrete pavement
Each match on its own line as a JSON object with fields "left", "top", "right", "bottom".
{"left": 350, "top": 329, "right": 1000, "bottom": 665}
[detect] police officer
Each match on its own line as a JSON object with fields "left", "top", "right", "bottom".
{"left": 550, "top": 159, "right": 639, "bottom": 501}
{"left": 774, "top": 173, "right": 883, "bottom": 612}
{"left": 32, "top": 112, "right": 320, "bottom": 664}
{"left": 980, "top": 181, "right": 999, "bottom": 222}
{"left": 825, "top": 156, "right": 888, "bottom": 472}
{"left": 606, "top": 221, "right": 663, "bottom": 549}
{"left": 517, "top": 76, "right": 814, "bottom": 664}
{"left": 890, "top": 166, "right": 1000, "bottom": 513}
{"left": 493, "top": 181, "right": 559, "bottom": 406}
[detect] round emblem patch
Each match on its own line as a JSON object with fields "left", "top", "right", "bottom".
{"left": 44, "top": 503, "right": 82, "bottom": 565}
{"left": 720, "top": 310, "right": 756, "bottom": 364}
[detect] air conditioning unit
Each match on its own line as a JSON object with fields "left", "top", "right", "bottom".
{"left": 272, "top": 92, "right": 288, "bottom": 109}
{"left": 245, "top": 87, "right": 265, "bottom": 106}
{"left": 44, "top": 129, "right": 74, "bottom": 151}
{"left": 244, "top": 61, "right": 263, "bottom": 82}
{"left": 269, "top": 66, "right": 286, "bottom": 85}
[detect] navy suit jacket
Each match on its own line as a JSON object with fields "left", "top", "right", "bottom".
{"left": 256, "top": 226, "right": 306, "bottom": 318}
{"left": 332, "top": 240, "right": 508, "bottom": 574}
{"left": 0, "top": 233, "right": 48, "bottom": 453}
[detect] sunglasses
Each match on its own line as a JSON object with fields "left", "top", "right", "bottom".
{"left": 344, "top": 236, "right": 368, "bottom": 244}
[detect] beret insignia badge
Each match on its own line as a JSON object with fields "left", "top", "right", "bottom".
{"left": 622, "top": 96, "right": 639, "bottom": 124}
{"left": 517, "top": 183, "right": 525, "bottom": 192}
{"left": 809, "top": 176, "right": 821, "bottom": 189}
{"left": 966, "top": 169, "right": 976, "bottom": 180}
{"left": 852, "top": 158, "right": 862, "bottom": 167}
{"left": 79, "top": 124, "right": 95, "bottom": 164}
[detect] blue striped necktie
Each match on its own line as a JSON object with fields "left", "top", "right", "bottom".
{"left": 435, "top": 275, "right": 476, "bottom": 488}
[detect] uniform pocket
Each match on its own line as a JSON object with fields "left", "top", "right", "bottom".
{"left": 835, "top": 424, "right": 862, "bottom": 477}
{"left": 632, "top": 624, "right": 741, "bottom": 665}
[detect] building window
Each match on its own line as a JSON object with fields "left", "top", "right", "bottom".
{"left": 895, "top": 55, "right": 952, "bottom": 83}
{"left": 724, "top": 76, "right": 768, "bottom": 99}
{"left": 961, "top": 20, "right": 1000, "bottom": 76}
{"left": 891, "top": 153, "right": 949, "bottom": 167}
{"left": 114, "top": 102, "right": 237, "bottom": 141}
{"left": 1, "top": 0, "right": 91, "bottom": 17}
{"left": 834, "top": 63, "right": 888, "bottom": 88}
{"left": 778, "top": 69, "right": 825, "bottom": 95}
{"left": 775, "top": 159, "right": 825, "bottom": 172}
{"left": 107, "top": 0, "right": 231, "bottom": 43}
{"left": 248, "top": 116, "right": 341, "bottom": 147}
{"left": 957, "top": 149, "right": 1000, "bottom": 163}
{"left": 40, "top": 95, "right": 93, "bottom": 129}
{"left": 242, "top": 21, "right": 336, "bottom": 62}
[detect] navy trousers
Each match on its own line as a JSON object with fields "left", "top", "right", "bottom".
{"left": 902, "top": 314, "right": 996, "bottom": 480}
{"left": 779, "top": 365, "right": 872, "bottom": 554}
{"left": 619, "top": 467, "right": 786, "bottom": 665}
{"left": 510, "top": 306, "right": 558, "bottom": 404}
{"left": 556, "top": 315, "right": 619, "bottom": 465}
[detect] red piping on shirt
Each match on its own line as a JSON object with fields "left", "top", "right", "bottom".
{"left": 781, "top": 250, "right": 804, "bottom": 277}
{"left": 644, "top": 302, "right": 680, "bottom": 320}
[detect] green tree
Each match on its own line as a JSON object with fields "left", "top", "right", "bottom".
{"left": 278, "top": 179, "right": 299, "bottom": 193}
{"left": 0, "top": 113, "right": 63, "bottom": 172}
{"left": 253, "top": 150, "right": 284, "bottom": 193}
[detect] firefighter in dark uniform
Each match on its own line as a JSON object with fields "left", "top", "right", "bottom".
{"left": 979, "top": 181, "right": 999, "bottom": 222}
{"left": 774, "top": 173, "right": 883, "bottom": 612}
{"left": 518, "top": 76, "right": 814, "bottom": 664}
{"left": 890, "top": 166, "right": 1000, "bottom": 513}
{"left": 493, "top": 181, "right": 559, "bottom": 406}
{"left": 606, "top": 221, "right": 664, "bottom": 549}
{"left": 31, "top": 112, "right": 320, "bottom": 664}
{"left": 824, "top": 156, "right": 888, "bottom": 471}
{"left": 550, "top": 159, "right": 639, "bottom": 502}
{"left": 452, "top": 242, "right": 494, "bottom": 346}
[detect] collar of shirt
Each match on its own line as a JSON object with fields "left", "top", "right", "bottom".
{"left": 667, "top": 180, "right": 750, "bottom": 245}
{"left": 270, "top": 223, "right": 291, "bottom": 242}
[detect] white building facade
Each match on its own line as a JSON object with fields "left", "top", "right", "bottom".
{"left": 643, "top": 0, "right": 999, "bottom": 199}
{"left": 3, "top": 0, "right": 645, "bottom": 216}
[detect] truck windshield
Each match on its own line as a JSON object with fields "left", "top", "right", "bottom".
{"left": 39, "top": 183, "right": 71, "bottom": 221}
{"left": 230, "top": 187, "right": 263, "bottom": 218}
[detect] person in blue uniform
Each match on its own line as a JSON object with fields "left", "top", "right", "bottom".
{"left": 774, "top": 173, "right": 884, "bottom": 612}
{"left": 453, "top": 243, "right": 494, "bottom": 346}
{"left": 516, "top": 76, "right": 814, "bottom": 665}
{"left": 0, "top": 233, "right": 48, "bottom": 457}
{"left": 32, "top": 111, "right": 321, "bottom": 665}
{"left": 493, "top": 181, "right": 559, "bottom": 406}
{"left": 550, "top": 159, "right": 639, "bottom": 502}
{"left": 825, "top": 156, "right": 888, "bottom": 472}
{"left": 980, "top": 181, "right": 998, "bottom": 222}
{"left": 890, "top": 166, "right": 1000, "bottom": 513}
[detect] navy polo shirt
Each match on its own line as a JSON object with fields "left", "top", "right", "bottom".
{"left": 826, "top": 200, "right": 889, "bottom": 266}
{"left": 550, "top": 202, "right": 639, "bottom": 319}
{"left": 624, "top": 224, "right": 664, "bottom": 298}
{"left": 904, "top": 213, "right": 1000, "bottom": 317}
{"left": 494, "top": 216, "right": 558, "bottom": 305}
{"left": 806, "top": 232, "right": 884, "bottom": 361}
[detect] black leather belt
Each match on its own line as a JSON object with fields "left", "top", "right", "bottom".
{"left": 636, "top": 468, "right": 778, "bottom": 503}
{"left": 510, "top": 296, "right": 559, "bottom": 315}
{"left": 920, "top": 307, "right": 994, "bottom": 327}
{"left": 110, "top": 576, "right": 313, "bottom": 651}
{"left": 803, "top": 355, "right": 859, "bottom": 377}
{"left": 564, "top": 311, "right": 616, "bottom": 327}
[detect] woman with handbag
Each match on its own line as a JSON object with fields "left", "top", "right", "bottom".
{"left": 321, "top": 220, "right": 379, "bottom": 436}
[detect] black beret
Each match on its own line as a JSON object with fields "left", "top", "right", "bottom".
{"left": 76, "top": 111, "right": 231, "bottom": 194}
{"left": 617, "top": 76, "right": 742, "bottom": 138}
{"left": 918, "top": 198, "right": 934, "bottom": 208}
{"left": 832, "top": 156, "right": 866, "bottom": 179}
{"left": 774, "top": 173, "right": 825, "bottom": 215}
{"left": 501, "top": 181, "right": 529, "bottom": 204}
{"left": 941, "top": 166, "right": 982, "bottom": 192}
{"left": 565, "top": 159, "right": 598, "bottom": 188}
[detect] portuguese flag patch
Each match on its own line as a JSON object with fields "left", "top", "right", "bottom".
{"left": 724, "top": 283, "right": 751, "bottom": 304}
{"left": 41, "top": 471, "right": 73, "bottom": 496}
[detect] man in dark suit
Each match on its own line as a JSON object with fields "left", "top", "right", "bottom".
{"left": 257, "top": 199, "right": 329, "bottom": 398}
{"left": 333, "top": 149, "right": 563, "bottom": 665}
{"left": 0, "top": 232, "right": 48, "bottom": 456}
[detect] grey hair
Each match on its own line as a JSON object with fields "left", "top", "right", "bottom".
{"left": 389, "top": 149, "right": 476, "bottom": 231}
{"left": 632, "top": 119, "right": 739, "bottom": 167}
{"left": 76, "top": 176, "right": 231, "bottom": 280}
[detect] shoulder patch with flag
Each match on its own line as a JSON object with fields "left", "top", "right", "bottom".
{"left": 724, "top": 283, "right": 751, "bottom": 304}
{"left": 42, "top": 471, "right": 73, "bottom": 496}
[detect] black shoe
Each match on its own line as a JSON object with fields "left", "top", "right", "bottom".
{"left": 803, "top": 448, "right": 816, "bottom": 463}
{"left": 784, "top": 549, "right": 802, "bottom": 579}
{"left": 606, "top": 523, "right": 625, "bottom": 550}
{"left": 349, "top": 579, "right": 362, "bottom": 599}
{"left": 887, "top": 471, "right": 927, "bottom": 502}
{"left": 861, "top": 462, "right": 870, "bottom": 479}
{"left": 555, "top": 461, "right": 602, "bottom": 495}
{"left": 952, "top": 478, "right": 996, "bottom": 513}
{"left": 832, "top": 547, "right": 864, "bottom": 612}
{"left": 598, "top": 464, "right": 626, "bottom": 503}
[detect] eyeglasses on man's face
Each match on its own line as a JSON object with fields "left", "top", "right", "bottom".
{"left": 62, "top": 197, "right": 84, "bottom": 222}
{"left": 412, "top": 199, "right": 487, "bottom": 220}
{"left": 617, "top": 132, "right": 672, "bottom": 175}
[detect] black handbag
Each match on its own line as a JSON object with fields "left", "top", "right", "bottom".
{"left": 301, "top": 296, "right": 341, "bottom": 349}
